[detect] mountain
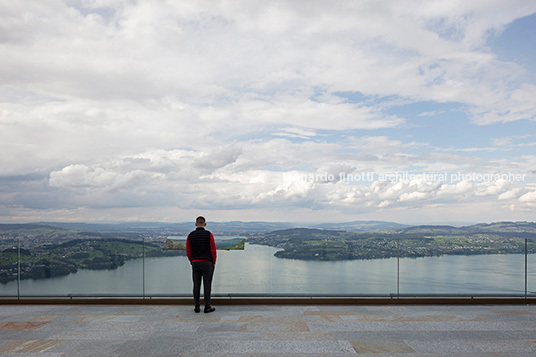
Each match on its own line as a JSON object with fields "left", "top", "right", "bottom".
{"left": 393, "top": 221, "right": 536, "bottom": 236}
{"left": 33, "top": 220, "right": 404, "bottom": 234}
{"left": 34, "top": 221, "right": 295, "bottom": 234}
{"left": 463, "top": 221, "right": 536, "bottom": 233}
{"left": 247, "top": 222, "right": 536, "bottom": 261}
{"left": 0, "top": 223, "right": 68, "bottom": 234}
{"left": 395, "top": 225, "right": 465, "bottom": 235}
{"left": 17, "top": 220, "right": 536, "bottom": 236}
{"left": 312, "top": 220, "right": 408, "bottom": 231}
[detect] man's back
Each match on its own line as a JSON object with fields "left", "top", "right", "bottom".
{"left": 186, "top": 227, "right": 216, "bottom": 264}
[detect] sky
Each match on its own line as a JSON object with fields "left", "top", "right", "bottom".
{"left": 1, "top": 0, "right": 535, "bottom": 225}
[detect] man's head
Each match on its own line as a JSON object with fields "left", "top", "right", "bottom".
{"left": 195, "top": 216, "right": 206, "bottom": 227}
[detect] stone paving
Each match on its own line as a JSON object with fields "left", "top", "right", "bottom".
{"left": 0, "top": 304, "right": 535, "bottom": 356}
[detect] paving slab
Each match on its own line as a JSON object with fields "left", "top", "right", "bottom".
{"left": 0, "top": 304, "right": 535, "bottom": 356}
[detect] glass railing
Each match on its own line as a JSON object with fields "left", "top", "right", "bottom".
{"left": 1, "top": 236, "right": 534, "bottom": 298}
{"left": 262, "top": 237, "right": 398, "bottom": 296}
{"left": 0, "top": 238, "right": 19, "bottom": 297}
{"left": 398, "top": 237, "right": 528, "bottom": 296}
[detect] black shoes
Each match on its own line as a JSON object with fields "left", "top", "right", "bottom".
{"left": 194, "top": 305, "right": 215, "bottom": 313}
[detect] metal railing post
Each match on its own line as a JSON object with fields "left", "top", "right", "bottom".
{"left": 525, "top": 238, "right": 528, "bottom": 299}
{"left": 142, "top": 237, "right": 146, "bottom": 299}
{"left": 17, "top": 237, "right": 21, "bottom": 300}
{"left": 397, "top": 237, "right": 400, "bottom": 298}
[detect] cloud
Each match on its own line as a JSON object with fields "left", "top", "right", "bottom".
{"left": 2, "top": 1, "right": 535, "bottom": 113}
{"left": 418, "top": 111, "right": 444, "bottom": 117}
{"left": 519, "top": 190, "right": 536, "bottom": 203}
{"left": 324, "top": 178, "right": 535, "bottom": 212}
{"left": 492, "top": 134, "right": 534, "bottom": 147}
{"left": 1, "top": 130, "right": 531, "bottom": 219}
{"left": 41, "top": 142, "right": 534, "bottom": 214}
{"left": 272, "top": 127, "right": 317, "bottom": 139}
{"left": 49, "top": 164, "right": 149, "bottom": 190}
{"left": 1, "top": 1, "right": 535, "bottom": 222}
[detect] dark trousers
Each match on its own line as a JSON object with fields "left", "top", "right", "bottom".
{"left": 192, "top": 260, "right": 214, "bottom": 308}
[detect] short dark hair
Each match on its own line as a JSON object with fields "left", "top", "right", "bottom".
{"left": 196, "top": 216, "right": 206, "bottom": 225}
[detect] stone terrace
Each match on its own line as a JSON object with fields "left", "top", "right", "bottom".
{"left": 1, "top": 304, "right": 536, "bottom": 356}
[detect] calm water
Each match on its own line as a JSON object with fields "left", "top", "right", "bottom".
{"left": 2, "top": 242, "right": 535, "bottom": 296}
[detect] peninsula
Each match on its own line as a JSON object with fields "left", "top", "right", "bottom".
{"left": 246, "top": 222, "right": 536, "bottom": 261}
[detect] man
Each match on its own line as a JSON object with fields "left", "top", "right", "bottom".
{"left": 186, "top": 216, "right": 216, "bottom": 313}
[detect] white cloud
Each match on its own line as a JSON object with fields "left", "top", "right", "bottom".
{"left": 519, "top": 190, "right": 536, "bottom": 203}
{"left": 493, "top": 134, "right": 533, "bottom": 147}
{"left": 2, "top": 1, "right": 535, "bottom": 111}
{"left": 272, "top": 127, "right": 317, "bottom": 139}
{"left": 11, "top": 132, "right": 534, "bottom": 218}
{"left": 1, "top": 0, "right": 536, "bottom": 222}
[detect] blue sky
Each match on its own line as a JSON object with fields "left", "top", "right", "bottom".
{"left": 490, "top": 13, "right": 536, "bottom": 72}
{"left": 0, "top": 0, "right": 535, "bottom": 224}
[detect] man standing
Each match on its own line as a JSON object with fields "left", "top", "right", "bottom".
{"left": 186, "top": 216, "right": 216, "bottom": 313}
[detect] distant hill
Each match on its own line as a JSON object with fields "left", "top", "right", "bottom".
{"left": 258, "top": 227, "right": 344, "bottom": 239}
{"left": 34, "top": 221, "right": 295, "bottom": 234}
{"left": 204, "top": 221, "right": 295, "bottom": 234}
{"left": 0, "top": 224, "right": 67, "bottom": 234}
{"left": 33, "top": 220, "right": 404, "bottom": 234}
{"left": 393, "top": 221, "right": 536, "bottom": 236}
{"left": 395, "top": 225, "right": 466, "bottom": 235}
{"left": 10, "top": 220, "right": 534, "bottom": 237}
{"left": 312, "top": 220, "right": 408, "bottom": 231}
{"left": 464, "top": 221, "right": 536, "bottom": 233}
{"left": 35, "top": 222, "right": 173, "bottom": 233}
{"left": 247, "top": 222, "right": 536, "bottom": 261}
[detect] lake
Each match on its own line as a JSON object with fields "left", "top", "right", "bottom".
{"left": 2, "top": 242, "right": 535, "bottom": 296}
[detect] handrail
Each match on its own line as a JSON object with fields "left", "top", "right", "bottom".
{"left": 0, "top": 292, "right": 534, "bottom": 299}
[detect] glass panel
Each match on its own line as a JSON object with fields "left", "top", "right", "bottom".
{"left": 213, "top": 237, "right": 272, "bottom": 296}
{"left": 529, "top": 238, "right": 536, "bottom": 297}
{"left": 0, "top": 238, "right": 19, "bottom": 296}
{"left": 250, "top": 233, "right": 397, "bottom": 296}
{"left": 399, "top": 236, "right": 526, "bottom": 295}
{"left": 144, "top": 234, "right": 257, "bottom": 297}
{"left": 143, "top": 235, "right": 189, "bottom": 296}
{"left": 18, "top": 234, "right": 144, "bottom": 296}
{"left": 3, "top": 227, "right": 533, "bottom": 298}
